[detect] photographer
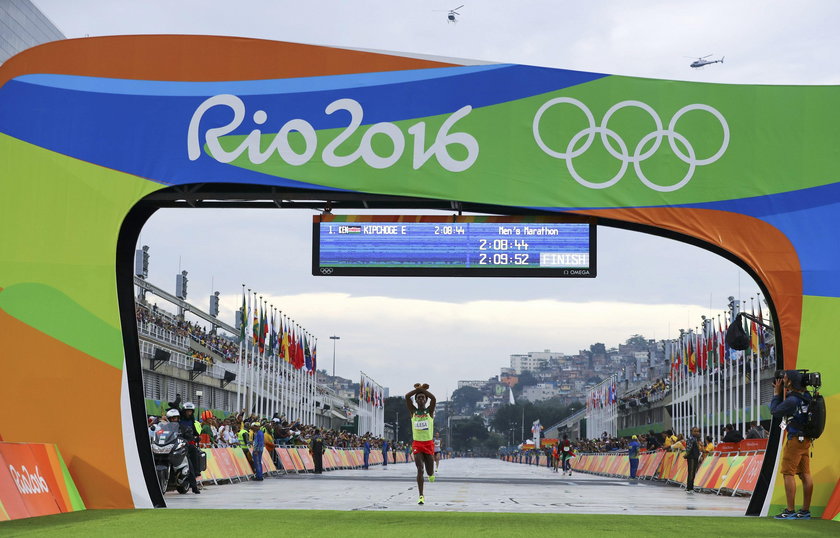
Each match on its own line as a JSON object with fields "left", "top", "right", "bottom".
{"left": 769, "top": 371, "right": 813, "bottom": 520}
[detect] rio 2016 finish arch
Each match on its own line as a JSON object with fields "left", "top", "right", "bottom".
{"left": 0, "top": 36, "right": 837, "bottom": 516}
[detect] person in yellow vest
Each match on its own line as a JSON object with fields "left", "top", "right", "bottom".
{"left": 238, "top": 422, "right": 250, "bottom": 449}
{"left": 406, "top": 383, "right": 436, "bottom": 505}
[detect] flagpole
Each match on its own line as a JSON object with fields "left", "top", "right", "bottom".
{"left": 246, "top": 290, "right": 253, "bottom": 414}
{"left": 251, "top": 291, "right": 258, "bottom": 415}
{"left": 668, "top": 340, "right": 674, "bottom": 435}
{"left": 237, "top": 284, "right": 245, "bottom": 411}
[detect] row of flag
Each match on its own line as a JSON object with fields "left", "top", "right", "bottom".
{"left": 359, "top": 374, "right": 384, "bottom": 408}
{"left": 587, "top": 380, "right": 617, "bottom": 410}
{"left": 669, "top": 302, "right": 767, "bottom": 376}
{"left": 239, "top": 289, "right": 317, "bottom": 374}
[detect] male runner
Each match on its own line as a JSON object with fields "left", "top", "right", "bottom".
{"left": 406, "top": 383, "right": 436, "bottom": 505}
{"left": 559, "top": 434, "right": 573, "bottom": 476}
{"left": 433, "top": 432, "right": 443, "bottom": 473}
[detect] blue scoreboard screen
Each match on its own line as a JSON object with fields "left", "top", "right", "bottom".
{"left": 312, "top": 215, "right": 596, "bottom": 277}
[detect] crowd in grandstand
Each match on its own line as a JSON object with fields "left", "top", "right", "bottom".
{"left": 136, "top": 304, "right": 239, "bottom": 363}
{"left": 618, "top": 378, "right": 670, "bottom": 408}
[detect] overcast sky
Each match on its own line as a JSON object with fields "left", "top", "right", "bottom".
{"left": 31, "top": 0, "right": 829, "bottom": 397}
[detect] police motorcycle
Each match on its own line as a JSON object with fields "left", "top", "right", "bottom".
{"left": 150, "top": 409, "right": 191, "bottom": 495}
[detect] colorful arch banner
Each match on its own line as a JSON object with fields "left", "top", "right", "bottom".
{"left": 0, "top": 35, "right": 838, "bottom": 515}
{"left": 0, "top": 442, "right": 85, "bottom": 521}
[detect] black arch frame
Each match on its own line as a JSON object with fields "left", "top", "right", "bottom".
{"left": 116, "top": 183, "right": 782, "bottom": 512}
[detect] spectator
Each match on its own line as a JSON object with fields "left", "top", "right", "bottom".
{"left": 646, "top": 430, "right": 661, "bottom": 450}
{"left": 746, "top": 421, "right": 767, "bottom": 439}
{"left": 722, "top": 424, "right": 743, "bottom": 443}
{"left": 684, "top": 427, "right": 701, "bottom": 493}
{"left": 628, "top": 435, "right": 641, "bottom": 479}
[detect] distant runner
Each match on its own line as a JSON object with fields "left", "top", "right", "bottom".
{"left": 406, "top": 383, "right": 437, "bottom": 505}
{"left": 434, "top": 431, "right": 443, "bottom": 473}
{"left": 559, "top": 434, "right": 573, "bottom": 476}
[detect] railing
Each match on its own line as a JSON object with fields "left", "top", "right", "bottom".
{"left": 138, "top": 321, "right": 189, "bottom": 349}
{"left": 501, "top": 438, "right": 767, "bottom": 497}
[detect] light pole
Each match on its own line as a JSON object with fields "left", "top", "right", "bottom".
{"left": 330, "top": 335, "right": 340, "bottom": 378}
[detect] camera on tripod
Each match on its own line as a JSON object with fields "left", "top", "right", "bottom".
{"left": 774, "top": 369, "right": 821, "bottom": 389}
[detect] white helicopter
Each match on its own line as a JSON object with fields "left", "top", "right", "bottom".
{"left": 436, "top": 5, "right": 463, "bottom": 23}
{"left": 689, "top": 54, "right": 724, "bottom": 68}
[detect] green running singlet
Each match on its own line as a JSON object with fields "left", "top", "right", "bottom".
{"left": 411, "top": 412, "right": 434, "bottom": 441}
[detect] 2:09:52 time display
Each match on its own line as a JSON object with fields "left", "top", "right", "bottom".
{"left": 477, "top": 253, "right": 531, "bottom": 265}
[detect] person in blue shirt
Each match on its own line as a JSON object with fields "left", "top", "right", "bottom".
{"left": 769, "top": 370, "right": 813, "bottom": 519}
{"left": 251, "top": 423, "right": 265, "bottom": 481}
{"left": 363, "top": 437, "right": 371, "bottom": 469}
{"left": 627, "top": 435, "right": 641, "bottom": 479}
{"left": 381, "top": 439, "right": 389, "bottom": 468}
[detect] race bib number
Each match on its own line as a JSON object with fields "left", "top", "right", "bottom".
{"left": 563, "top": 446, "right": 570, "bottom": 452}
{"left": 414, "top": 420, "right": 430, "bottom": 430}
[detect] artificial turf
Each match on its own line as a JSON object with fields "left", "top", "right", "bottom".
{"left": 0, "top": 509, "right": 835, "bottom": 537}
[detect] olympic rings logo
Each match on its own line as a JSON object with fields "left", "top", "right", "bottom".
{"left": 319, "top": 268, "right": 334, "bottom": 275}
{"left": 532, "top": 98, "right": 729, "bottom": 192}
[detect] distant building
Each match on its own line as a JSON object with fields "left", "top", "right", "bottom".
{"left": 510, "top": 350, "right": 564, "bottom": 374}
{"left": 520, "top": 383, "right": 561, "bottom": 402}
{"left": 1, "top": 0, "right": 65, "bottom": 65}
{"left": 457, "top": 380, "right": 487, "bottom": 390}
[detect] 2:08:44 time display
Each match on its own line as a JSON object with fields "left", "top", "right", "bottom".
{"left": 478, "top": 253, "right": 530, "bottom": 265}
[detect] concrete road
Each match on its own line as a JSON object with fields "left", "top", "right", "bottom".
{"left": 165, "top": 458, "right": 750, "bottom": 516}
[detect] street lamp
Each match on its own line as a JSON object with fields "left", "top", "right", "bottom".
{"left": 330, "top": 335, "right": 340, "bottom": 378}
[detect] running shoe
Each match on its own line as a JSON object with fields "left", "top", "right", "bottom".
{"left": 418, "top": 495, "right": 425, "bottom": 505}
{"left": 773, "top": 509, "right": 796, "bottom": 519}
{"left": 794, "top": 509, "right": 811, "bottom": 520}
{"left": 429, "top": 475, "right": 436, "bottom": 482}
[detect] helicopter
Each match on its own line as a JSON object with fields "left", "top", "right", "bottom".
{"left": 689, "top": 54, "right": 724, "bottom": 68}
{"left": 436, "top": 5, "right": 463, "bottom": 23}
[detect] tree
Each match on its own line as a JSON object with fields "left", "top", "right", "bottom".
{"left": 516, "top": 370, "right": 539, "bottom": 388}
{"left": 626, "top": 334, "right": 648, "bottom": 347}
{"left": 383, "top": 396, "right": 412, "bottom": 444}
{"left": 451, "top": 386, "right": 483, "bottom": 414}
{"left": 450, "top": 415, "right": 489, "bottom": 451}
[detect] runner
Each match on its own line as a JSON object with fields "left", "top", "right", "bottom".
{"left": 406, "top": 383, "right": 436, "bottom": 505}
{"left": 433, "top": 431, "right": 443, "bottom": 473}
{"left": 559, "top": 434, "right": 573, "bottom": 476}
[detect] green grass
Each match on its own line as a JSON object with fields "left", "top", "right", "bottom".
{"left": 0, "top": 510, "right": 835, "bottom": 537}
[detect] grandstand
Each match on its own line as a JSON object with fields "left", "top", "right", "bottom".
{"left": 135, "top": 283, "right": 356, "bottom": 429}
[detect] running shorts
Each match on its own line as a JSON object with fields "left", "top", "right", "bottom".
{"left": 413, "top": 440, "right": 435, "bottom": 455}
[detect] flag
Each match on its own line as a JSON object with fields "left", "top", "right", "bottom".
{"left": 718, "top": 319, "right": 726, "bottom": 366}
{"left": 758, "top": 301, "right": 767, "bottom": 353}
{"left": 269, "top": 310, "right": 277, "bottom": 356}
{"left": 281, "top": 319, "right": 290, "bottom": 363}
{"left": 261, "top": 306, "right": 268, "bottom": 352}
{"left": 258, "top": 305, "right": 266, "bottom": 354}
{"left": 252, "top": 298, "right": 259, "bottom": 345}
{"left": 311, "top": 341, "right": 317, "bottom": 373}
{"left": 304, "top": 333, "right": 312, "bottom": 372}
{"left": 750, "top": 305, "right": 759, "bottom": 354}
{"left": 297, "top": 329, "right": 305, "bottom": 369}
{"left": 509, "top": 386, "right": 515, "bottom": 405}
{"left": 239, "top": 290, "right": 246, "bottom": 342}
{"left": 687, "top": 336, "right": 696, "bottom": 373}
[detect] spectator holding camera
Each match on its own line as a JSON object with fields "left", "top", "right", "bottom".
{"left": 770, "top": 370, "right": 813, "bottom": 520}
